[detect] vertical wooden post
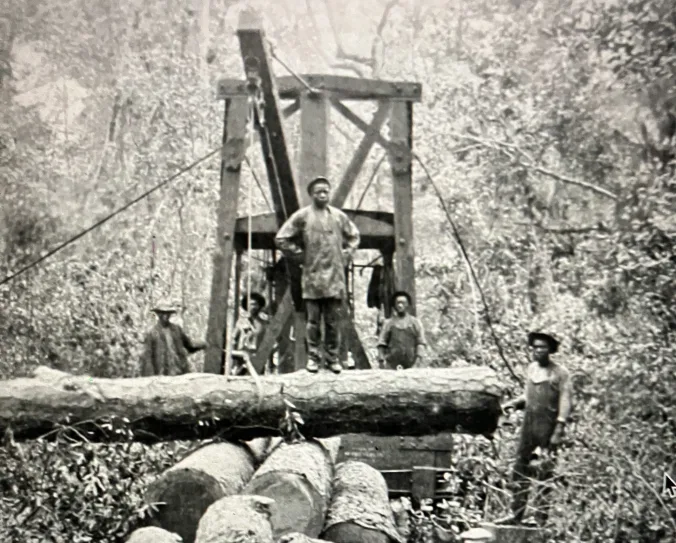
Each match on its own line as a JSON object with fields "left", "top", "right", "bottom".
{"left": 204, "top": 97, "right": 249, "bottom": 374}
{"left": 299, "top": 92, "right": 330, "bottom": 202}
{"left": 293, "top": 91, "right": 330, "bottom": 371}
{"left": 388, "top": 100, "right": 417, "bottom": 314}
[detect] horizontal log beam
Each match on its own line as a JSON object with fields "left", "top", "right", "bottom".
{"left": 217, "top": 75, "right": 422, "bottom": 102}
{"left": 234, "top": 210, "right": 394, "bottom": 237}
{"left": 233, "top": 210, "right": 395, "bottom": 251}
{"left": 1, "top": 366, "right": 503, "bottom": 443}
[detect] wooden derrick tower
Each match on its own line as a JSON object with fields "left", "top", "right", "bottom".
{"left": 203, "top": 8, "right": 422, "bottom": 376}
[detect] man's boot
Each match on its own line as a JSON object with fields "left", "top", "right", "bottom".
{"left": 328, "top": 361, "right": 342, "bottom": 374}
{"left": 306, "top": 357, "right": 320, "bottom": 373}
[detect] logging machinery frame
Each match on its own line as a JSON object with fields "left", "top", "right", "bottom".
{"left": 204, "top": 8, "right": 422, "bottom": 376}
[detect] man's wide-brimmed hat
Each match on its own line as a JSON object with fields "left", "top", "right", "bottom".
{"left": 528, "top": 331, "right": 560, "bottom": 354}
{"left": 307, "top": 175, "right": 331, "bottom": 194}
{"left": 152, "top": 299, "right": 178, "bottom": 314}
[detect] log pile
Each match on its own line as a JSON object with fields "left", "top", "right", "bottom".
{"left": 145, "top": 440, "right": 266, "bottom": 543}
{"left": 0, "top": 365, "right": 503, "bottom": 442}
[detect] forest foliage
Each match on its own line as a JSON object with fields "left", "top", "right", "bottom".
{"left": 1, "top": 0, "right": 675, "bottom": 541}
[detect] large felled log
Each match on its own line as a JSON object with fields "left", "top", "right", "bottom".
{"left": 321, "top": 461, "right": 403, "bottom": 543}
{"left": 243, "top": 438, "right": 340, "bottom": 539}
{"left": 127, "top": 526, "right": 182, "bottom": 542}
{"left": 195, "top": 495, "right": 276, "bottom": 543}
{"left": 1, "top": 365, "right": 503, "bottom": 442}
{"left": 145, "top": 440, "right": 265, "bottom": 543}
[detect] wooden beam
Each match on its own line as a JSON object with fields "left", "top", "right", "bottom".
{"left": 388, "top": 101, "right": 417, "bottom": 314}
{"left": 344, "top": 318, "right": 374, "bottom": 369}
{"left": 290, "top": 91, "right": 331, "bottom": 370}
{"left": 234, "top": 210, "right": 394, "bottom": 238}
{"left": 330, "top": 99, "right": 406, "bottom": 159}
{"left": 237, "top": 8, "right": 300, "bottom": 225}
{"left": 282, "top": 99, "right": 300, "bottom": 118}
{"left": 205, "top": 98, "right": 249, "bottom": 374}
{"left": 299, "top": 91, "right": 330, "bottom": 204}
{"left": 331, "top": 100, "right": 391, "bottom": 206}
{"left": 217, "top": 75, "right": 422, "bottom": 102}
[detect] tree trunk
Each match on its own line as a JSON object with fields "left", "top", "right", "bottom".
{"left": 242, "top": 438, "right": 340, "bottom": 540}
{"left": 126, "top": 526, "right": 182, "bottom": 543}
{"left": 145, "top": 440, "right": 265, "bottom": 543}
{"left": 1, "top": 366, "right": 503, "bottom": 442}
{"left": 195, "top": 495, "right": 276, "bottom": 543}
{"left": 321, "top": 461, "right": 403, "bottom": 543}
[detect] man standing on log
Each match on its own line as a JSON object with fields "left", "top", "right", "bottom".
{"left": 139, "top": 301, "right": 206, "bottom": 376}
{"left": 231, "top": 292, "right": 270, "bottom": 375}
{"left": 377, "top": 291, "right": 427, "bottom": 370}
{"left": 275, "top": 176, "right": 360, "bottom": 374}
{"left": 498, "top": 331, "right": 573, "bottom": 526}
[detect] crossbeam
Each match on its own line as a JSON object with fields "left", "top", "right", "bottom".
{"left": 233, "top": 210, "right": 396, "bottom": 250}
{"left": 217, "top": 75, "right": 422, "bottom": 102}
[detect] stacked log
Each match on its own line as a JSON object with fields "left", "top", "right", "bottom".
{"left": 321, "top": 461, "right": 404, "bottom": 543}
{"left": 194, "top": 495, "right": 276, "bottom": 543}
{"left": 241, "top": 438, "right": 341, "bottom": 540}
{"left": 145, "top": 440, "right": 265, "bottom": 543}
{"left": 1, "top": 366, "right": 503, "bottom": 442}
{"left": 126, "top": 526, "right": 183, "bottom": 542}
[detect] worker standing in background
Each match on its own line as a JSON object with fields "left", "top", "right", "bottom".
{"left": 139, "top": 300, "right": 206, "bottom": 376}
{"left": 377, "top": 290, "right": 426, "bottom": 370}
{"left": 231, "top": 292, "right": 270, "bottom": 375}
{"left": 275, "top": 175, "right": 360, "bottom": 374}
{"left": 498, "top": 331, "right": 573, "bottom": 526}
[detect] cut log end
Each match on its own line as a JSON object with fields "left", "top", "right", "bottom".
{"left": 145, "top": 442, "right": 257, "bottom": 543}
{"left": 195, "top": 494, "right": 275, "bottom": 543}
{"left": 127, "top": 526, "right": 183, "bottom": 543}
{"left": 244, "top": 440, "right": 337, "bottom": 539}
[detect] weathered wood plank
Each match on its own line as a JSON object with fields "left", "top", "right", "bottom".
{"left": 292, "top": 91, "right": 331, "bottom": 370}
{"left": 337, "top": 434, "right": 454, "bottom": 470}
{"left": 330, "top": 99, "right": 402, "bottom": 157}
{"left": 205, "top": 98, "right": 249, "bottom": 374}
{"left": 330, "top": 100, "right": 391, "bottom": 207}
{"left": 1, "top": 366, "right": 504, "bottom": 442}
{"left": 217, "top": 75, "right": 422, "bottom": 102}
{"left": 389, "top": 101, "right": 417, "bottom": 314}
{"left": 237, "top": 8, "right": 300, "bottom": 224}
{"left": 299, "top": 91, "right": 330, "bottom": 203}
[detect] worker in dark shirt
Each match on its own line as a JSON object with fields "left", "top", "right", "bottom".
{"left": 498, "top": 331, "right": 573, "bottom": 526}
{"left": 377, "top": 291, "right": 426, "bottom": 370}
{"left": 139, "top": 300, "right": 206, "bottom": 376}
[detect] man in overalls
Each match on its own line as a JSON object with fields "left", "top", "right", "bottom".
{"left": 499, "top": 331, "right": 573, "bottom": 526}
{"left": 275, "top": 176, "right": 360, "bottom": 374}
{"left": 377, "top": 290, "right": 426, "bottom": 369}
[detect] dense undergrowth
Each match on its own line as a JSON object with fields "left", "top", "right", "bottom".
{"left": 2, "top": 0, "right": 675, "bottom": 541}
